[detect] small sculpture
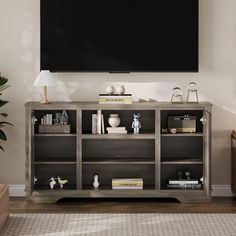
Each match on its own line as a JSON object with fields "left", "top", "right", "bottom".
{"left": 171, "top": 87, "right": 183, "bottom": 103}
{"left": 49, "top": 177, "right": 56, "bottom": 190}
{"left": 57, "top": 176, "right": 68, "bottom": 189}
{"left": 34, "top": 177, "right": 38, "bottom": 185}
{"left": 106, "top": 85, "right": 115, "bottom": 95}
{"left": 186, "top": 82, "right": 198, "bottom": 103}
{"left": 93, "top": 174, "right": 99, "bottom": 189}
{"left": 115, "top": 85, "right": 125, "bottom": 95}
{"left": 61, "top": 110, "right": 69, "bottom": 125}
{"left": 132, "top": 114, "right": 141, "bottom": 134}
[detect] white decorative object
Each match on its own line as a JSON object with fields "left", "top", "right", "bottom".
{"left": 49, "top": 177, "right": 56, "bottom": 190}
{"left": 132, "top": 114, "right": 141, "bottom": 134}
{"left": 93, "top": 174, "right": 99, "bottom": 189}
{"left": 186, "top": 82, "right": 199, "bottom": 103}
{"left": 33, "top": 70, "right": 58, "bottom": 104}
{"left": 108, "top": 114, "right": 120, "bottom": 127}
{"left": 97, "top": 110, "right": 102, "bottom": 134}
{"left": 171, "top": 87, "right": 183, "bottom": 103}
{"left": 34, "top": 177, "right": 38, "bottom": 185}
{"left": 57, "top": 176, "right": 68, "bottom": 189}
{"left": 115, "top": 85, "right": 125, "bottom": 95}
{"left": 106, "top": 85, "right": 115, "bottom": 95}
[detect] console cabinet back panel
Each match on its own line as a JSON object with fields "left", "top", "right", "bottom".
{"left": 35, "top": 136, "right": 76, "bottom": 162}
{"left": 82, "top": 139, "right": 155, "bottom": 159}
{"left": 82, "top": 164, "right": 155, "bottom": 188}
{"left": 82, "top": 110, "right": 155, "bottom": 134}
{"left": 161, "top": 136, "right": 203, "bottom": 160}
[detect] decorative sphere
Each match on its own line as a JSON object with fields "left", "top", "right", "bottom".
{"left": 106, "top": 85, "right": 115, "bottom": 95}
{"left": 116, "top": 85, "right": 125, "bottom": 95}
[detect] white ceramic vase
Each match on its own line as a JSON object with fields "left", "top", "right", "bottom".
{"left": 108, "top": 114, "right": 120, "bottom": 127}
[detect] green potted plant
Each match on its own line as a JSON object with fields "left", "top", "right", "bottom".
{"left": 0, "top": 74, "right": 13, "bottom": 151}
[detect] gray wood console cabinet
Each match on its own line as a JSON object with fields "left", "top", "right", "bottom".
{"left": 25, "top": 102, "right": 212, "bottom": 203}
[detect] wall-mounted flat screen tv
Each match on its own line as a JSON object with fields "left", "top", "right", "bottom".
{"left": 40, "top": 0, "right": 198, "bottom": 72}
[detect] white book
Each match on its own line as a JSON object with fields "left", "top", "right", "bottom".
{"left": 97, "top": 110, "right": 102, "bottom": 134}
{"left": 101, "top": 114, "right": 105, "bottom": 134}
{"left": 92, "top": 114, "right": 97, "bottom": 134}
{"left": 106, "top": 127, "right": 126, "bottom": 131}
{"left": 49, "top": 114, "right": 53, "bottom": 125}
{"left": 108, "top": 130, "right": 127, "bottom": 134}
{"left": 112, "top": 186, "right": 143, "bottom": 190}
{"left": 169, "top": 180, "right": 199, "bottom": 184}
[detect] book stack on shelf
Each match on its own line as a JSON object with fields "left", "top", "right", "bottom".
{"left": 99, "top": 94, "right": 132, "bottom": 104}
{"left": 167, "top": 179, "right": 202, "bottom": 190}
{"left": 106, "top": 127, "right": 127, "bottom": 134}
{"left": 112, "top": 178, "right": 143, "bottom": 190}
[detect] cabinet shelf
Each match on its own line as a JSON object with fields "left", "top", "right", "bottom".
{"left": 161, "top": 158, "right": 203, "bottom": 165}
{"left": 161, "top": 133, "right": 204, "bottom": 137}
{"left": 35, "top": 162, "right": 76, "bottom": 165}
{"left": 34, "top": 134, "right": 77, "bottom": 137}
{"left": 83, "top": 157, "right": 155, "bottom": 164}
{"left": 82, "top": 133, "right": 155, "bottom": 140}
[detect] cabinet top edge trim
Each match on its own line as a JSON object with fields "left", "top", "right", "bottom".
{"left": 25, "top": 101, "right": 212, "bottom": 109}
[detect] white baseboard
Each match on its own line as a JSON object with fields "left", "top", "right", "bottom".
{"left": 9, "top": 185, "right": 26, "bottom": 197}
{"left": 211, "top": 185, "right": 233, "bottom": 197}
{"left": 7, "top": 184, "right": 234, "bottom": 198}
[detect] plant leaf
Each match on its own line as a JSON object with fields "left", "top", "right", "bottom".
{"left": 0, "top": 130, "right": 7, "bottom": 141}
{"left": 0, "top": 145, "right": 4, "bottom": 151}
{"left": 0, "top": 85, "right": 10, "bottom": 92}
{"left": 0, "top": 122, "right": 13, "bottom": 126}
{"left": 0, "top": 100, "right": 8, "bottom": 108}
{"left": 0, "top": 113, "right": 8, "bottom": 117}
{"left": 0, "top": 77, "right": 8, "bottom": 86}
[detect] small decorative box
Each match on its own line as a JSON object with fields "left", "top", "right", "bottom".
{"left": 38, "top": 124, "right": 71, "bottom": 134}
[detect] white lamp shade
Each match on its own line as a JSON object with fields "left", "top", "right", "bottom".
{"left": 33, "top": 70, "right": 57, "bottom": 87}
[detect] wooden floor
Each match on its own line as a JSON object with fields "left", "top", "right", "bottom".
{"left": 10, "top": 197, "right": 236, "bottom": 213}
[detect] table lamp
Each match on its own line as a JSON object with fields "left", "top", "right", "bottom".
{"left": 33, "top": 70, "right": 57, "bottom": 104}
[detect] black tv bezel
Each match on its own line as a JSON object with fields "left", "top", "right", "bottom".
{"left": 40, "top": 0, "right": 199, "bottom": 73}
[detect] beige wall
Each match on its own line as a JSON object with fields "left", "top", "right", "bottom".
{"left": 0, "top": 0, "right": 236, "bottom": 186}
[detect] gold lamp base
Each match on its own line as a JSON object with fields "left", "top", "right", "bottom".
{"left": 40, "top": 86, "right": 50, "bottom": 104}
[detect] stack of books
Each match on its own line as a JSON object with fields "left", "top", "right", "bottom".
{"left": 112, "top": 178, "right": 143, "bottom": 190}
{"left": 106, "top": 127, "right": 127, "bottom": 134}
{"left": 167, "top": 179, "right": 202, "bottom": 189}
{"left": 99, "top": 94, "right": 132, "bottom": 104}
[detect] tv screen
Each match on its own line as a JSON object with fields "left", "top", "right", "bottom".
{"left": 40, "top": 0, "right": 198, "bottom": 72}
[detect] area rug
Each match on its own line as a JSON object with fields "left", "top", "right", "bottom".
{"left": 1, "top": 213, "right": 236, "bottom": 236}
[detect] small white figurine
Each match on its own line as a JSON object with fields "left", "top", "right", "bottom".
{"left": 34, "top": 177, "right": 38, "bottom": 185}
{"left": 49, "top": 177, "right": 56, "bottom": 190}
{"left": 93, "top": 174, "right": 99, "bottom": 189}
{"left": 57, "top": 176, "right": 68, "bottom": 189}
{"left": 132, "top": 114, "right": 141, "bottom": 134}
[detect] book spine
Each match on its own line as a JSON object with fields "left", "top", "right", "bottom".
{"left": 169, "top": 180, "right": 199, "bottom": 184}
{"left": 92, "top": 114, "right": 97, "bottom": 134}
{"left": 101, "top": 114, "right": 105, "bottom": 134}
{"left": 108, "top": 130, "right": 127, "bottom": 134}
{"left": 99, "top": 101, "right": 132, "bottom": 105}
{"left": 112, "top": 186, "right": 143, "bottom": 190}
{"left": 97, "top": 110, "right": 102, "bottom": 134}
{"left": 106, "top": 127, "right": 126, "bottom": 131}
